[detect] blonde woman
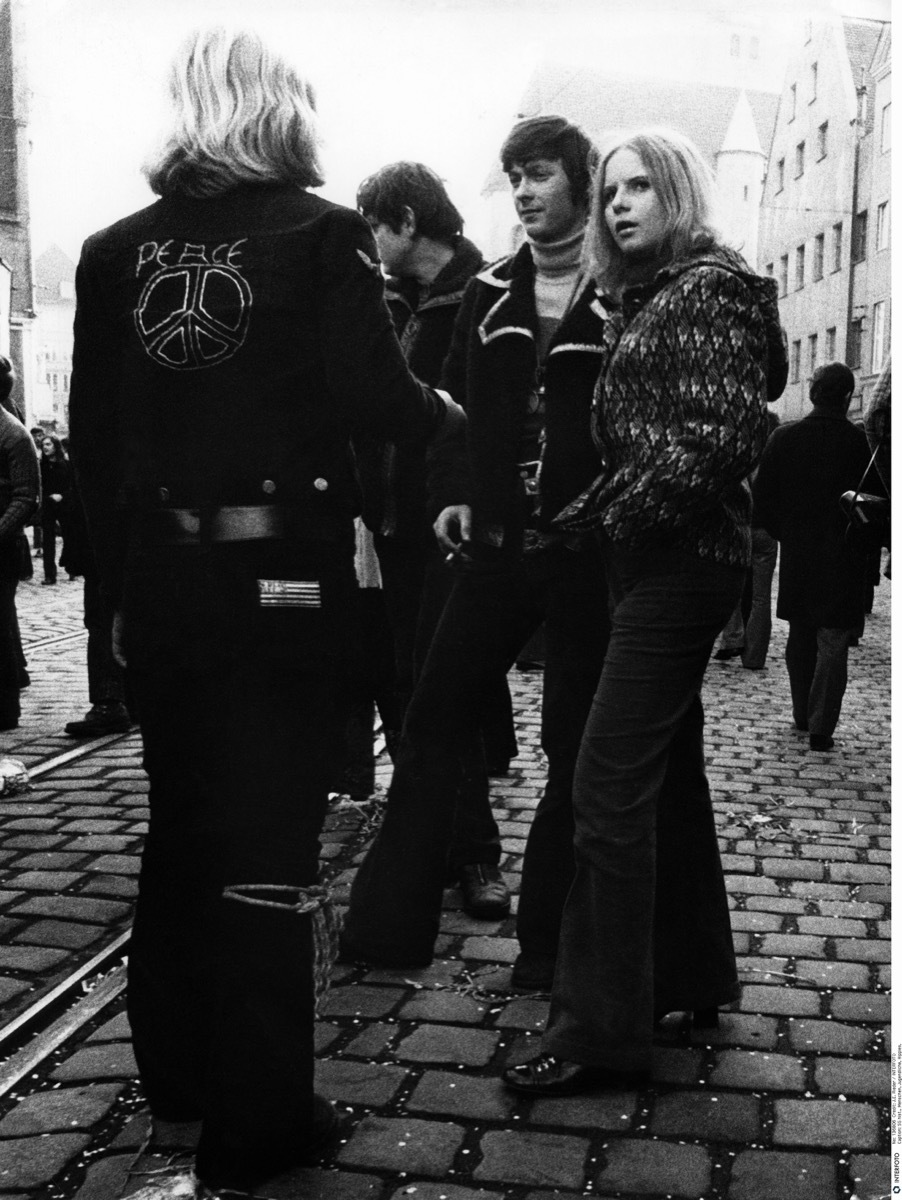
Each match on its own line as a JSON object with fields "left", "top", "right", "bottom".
{"left": 503, "top": 128, "right": 787, "bottom": 1096}
{"left": 69, "top": 27, "right": 458, "bottom": 1191}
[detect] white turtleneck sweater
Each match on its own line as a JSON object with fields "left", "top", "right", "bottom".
{"left": 528, "top": 225, "right": 585, "bottom": 363}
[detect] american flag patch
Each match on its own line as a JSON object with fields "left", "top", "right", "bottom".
{"left": 257, "top": 580, "right": 322, "bottom": 608}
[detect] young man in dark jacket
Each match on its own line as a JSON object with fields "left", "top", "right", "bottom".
{"left": 356, "top": 162, "right": 517, "bottom": 918}
{"left": 342, "top": 117, "right": 611, "bottom": 986}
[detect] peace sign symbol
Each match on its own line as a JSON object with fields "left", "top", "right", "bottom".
{"left": 135, "top": 263, "right": 252, "bottom": 370}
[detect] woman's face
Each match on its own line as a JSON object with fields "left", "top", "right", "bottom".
{"left": 42, "top": 438, "right": 54, "bottom": 457}
{"left": 602, "top": 147, "right": 669, "bottom": 262}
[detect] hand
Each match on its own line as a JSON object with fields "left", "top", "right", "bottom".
{"left": 50, "top": 494, "right": 62, "bottom": 503}
{"left": 434, "top": 504, "right": 472, "bottom": 556}
{"left": 112, "top": 609, "right": 127, "bottom": 668}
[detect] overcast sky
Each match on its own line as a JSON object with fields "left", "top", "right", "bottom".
{"left": 23, "top": 0, "right": 891, "bottom": 262}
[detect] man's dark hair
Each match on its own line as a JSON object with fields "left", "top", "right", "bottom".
{"left": 810, "top": 362, "right": 855, "bottom": 410}
{"left": 357, "top": 162, "right": 463, "bottom": 244}
{"left": 500, "top": 115, "right": 596, "bottom": 205}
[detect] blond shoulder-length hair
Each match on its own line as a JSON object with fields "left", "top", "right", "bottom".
{"left": 584, "top": 127, "right": 720, "bottom": 296}
{"left": 144, "top": 27, "right": 325, "bottom": 198}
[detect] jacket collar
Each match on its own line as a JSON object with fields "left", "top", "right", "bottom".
{"left": 385, "top": 235, "right": 485, "bottom": 315}
{"left": 477, "top": 243, "right": 613, "bottom": 350}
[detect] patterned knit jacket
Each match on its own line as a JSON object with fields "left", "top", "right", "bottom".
{"left": 554, "top": 245, "right": 788, "bottom": 568}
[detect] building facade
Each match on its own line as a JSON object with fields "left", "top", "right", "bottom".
{"left": 0, "top": 0, "right": 34, "bottom": 417}
{"left": 32, "top": 244, "right": 75, "bottom": 429}
{"left": 758, "top": 16, "right": 890, "bottom": 420}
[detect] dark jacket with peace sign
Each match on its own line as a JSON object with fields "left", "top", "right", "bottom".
{"left": 68, "top": 184, "right": 453, "bottom": 604}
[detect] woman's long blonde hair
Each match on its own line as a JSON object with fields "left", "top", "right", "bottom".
{"left": 144, "top": 27, "right": 324, "bottom": 198}
{"left": 584, "top": 127, "right": 721, "bottom": 295}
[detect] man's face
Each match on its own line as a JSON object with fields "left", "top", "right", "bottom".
{"left": 507, "top": 158, "right": 582, "bottom": 244}
{"left": 367, "top": 216, "right": 415, "bottom": 278}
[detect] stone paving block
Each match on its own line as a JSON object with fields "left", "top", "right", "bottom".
{"left": 86, "top": 1012, "right": 132, "bottom": 1042}
{"left": 5, "top": 833, "right": 68, "bottom": 849}
{"left": 689, "top": 1012, "right": 779, "bottom": 1050}
{"left": 364, "top": 961, "right": 462, "bottom": 988}
{"left": 651, "top": 1047, "right": 705, "bottom": 1084}
{"left": 728, "top": 1149, "right": 837, "bottom": 1199}
{"left": 739, "top": 985, "right": 820, "bottom": 1017}
{"left": 0, "top": 945, "right": 69, "bottom": 972}
{"left": 814, "top": 1058, "right": 890, "bottom": 1099}
{"left": 0, "top": 1083, "right": 122, "bottom": 1135}
{"left": 710, "top": 1050, "right": 805, "bottom": 1092}
{"left": 528, "top": 1090, "right": 639, "bottom": 1130}
{"left": 83, "top": 854, "right": 141, "bottom": 875}
{"left": 0, "top": 1133, "right": 92, "bottom": 1189}
{"left": 51, "top": 1043, "right": 139, "bottom": 1081}
{"left": 9, "top": 895, "right": 131, "bottom": 923}
{"left": 797, "top": 915, "right": 867, "bottom": 936}
{"left": 788, "top": 881, "right": 850, "bottom": 900}
{"left": 459, "top": 936, "right": 519, "bottom": 964}
{"left": 397, "top": 991, "right": 489, "bottom": 1025}
{"left": 315, "top": 1058, "right": 409, "bottom": 1106}
{"left": 731, "top": 911, "right": 783, "bottom": 932}
{"left": 794, "top": 959, "right": 870, "bottom": 989}
{"left": 394, "top": 1024, "right": 500, "bottom": 1067}
{"left": 837, "top": 939, "right": 891, "bottom": 963}
{"left": 475, "top": 1129, "right": 589, "bottom": 1189}
{"left": 855, "top": 885, "right": 891, "bottom": 904}
{"left": 491, "top": 997, "right": 549, "bottom": 1031}
{"left": 830, "top": 992, "right": 891, "bottom": 1022}
{"left": 337, "top": 1115, "right": 464, "bottom": 1176}
{"left": 762, "top": 859, "right": 825, "bottom": 881}
{"left": 829, "top": 863, "right": 890, "bottom": 884}
{"left": 405, "top": 1070, "right": 515, "bottom": 1121}
{"left": 440, "top": 912, "right": 505, "bottom": 936}
{"left": 78, "top": 875, "right": 139, "bottom": 898}
{"left": 342, "top": 1022, "right": 399, "bottom": 1058}
{"left": 787, "top": 1018, "right": 873, "bottom": 1055}
{"left": 725, "top": 874, "right": 780, "bottom": 895}
{"left": 12, "top": 919, "right": 105, "bottom": 949}
{"left": 319, "top": 986, "right": 405, "bottom": 1019}
{"left": 72, "top": 1153, "right": 134, "bottom": 1200}
{"left": 386, "top": 1186, "right": 487, "bottom": 1200}
{"left": 593, "top": 1138, "right": 711, "bottom": 1197}
{"left": 759, "top": 933, "right": 825, "bottom": 957}
{"left": 774, "top": 1098, "right": 880, "bottom": 1149}
{"left": 651, "top": 1091, "right": 760, "bottom": 1141}
{"left": 848, "top": 1154, "right": 890, "bottom": 1200}
{"left": 266, "top": 1170, "right": 383, "bottom": 1198}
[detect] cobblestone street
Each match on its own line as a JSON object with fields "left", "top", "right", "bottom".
{"left": 0, "top": 560, "right": 891, "bottom": 1200}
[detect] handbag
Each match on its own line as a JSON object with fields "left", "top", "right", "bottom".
{"left": 839, "top": 440, "right": 890, "bottom": 553}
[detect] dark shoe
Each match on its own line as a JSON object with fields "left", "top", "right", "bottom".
{"left": 41, "top": 579, "right": 56, "bottom": 586}
{"left": 809, "top": 734, "right": 835, "bottom": 752}
{"left": 510, "top": 953, "right": 555, "bottom": 992}
{"left": 458, "top": 863, "right": 511, "bottom": 920}
{"left": 503, "top": 1054, "right": 648, "bottom": 1096}
{"left": 654, "top": 1006, "right": 720, "bottom": 1029}
{"left": 297, "top": 1094, "right": 340, "bottom": 1165}
{"left": 17, "top": 669, "right": 30, "bottom": 689}
{"left": 793, "top": 718, "right": 809, "bottom": 732}
{"left": 64, "top": 702, "right": 132, "bottom": 737}
{"left": 713, "top": 646, "right": 743, "bottom": 661}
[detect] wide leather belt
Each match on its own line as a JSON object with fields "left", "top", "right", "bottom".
{"left": 142, "top": 505, "right": 288, "bottom": 545}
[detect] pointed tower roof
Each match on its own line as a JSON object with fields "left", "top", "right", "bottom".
{"left": 719, "top": 91, "right": 765, "bottom": 156}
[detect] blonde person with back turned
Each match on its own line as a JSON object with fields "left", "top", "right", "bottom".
{"left": 503, "top": 127, "right": 788, "bottom": 1097}
{"left": 68, "top": 27, "right": 461, "bottom": 1194}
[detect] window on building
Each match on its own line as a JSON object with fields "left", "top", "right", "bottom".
{"left": 789, "top": 83, "right": 797, "bottom": 120}
{"left": 817, "top": 121, "right": 828, "bottom": 159}
{"left": 808, "top": 333, "right": 818, "bottom": 376}
{"left": 775, "top": 158, "right": 785, "bottom": 192}
{"left": 813, "top": 233, "right": 824, "bottom": 280}
{"left": 795, "top": 244, "right": 806, "bottom": 289}
{"left": 765, "top": 262, "right": 774, "bottom": 277}
{"left": 852, "top": 210, "right": 869, "bottom": 262}
{"left": 858, "top": 88, "right": 869, "bottom": 125}
{"left": 876, "top": 202, "right": 889, "bottom": 250}
{"left": 730, "top": 33, "right": 740, "bottom": 56}
{"left": 871, "top": 301, "right": 887, "bottom": 373}
{"left": 795, "top": 141, "right": 805, "bottom": 177}
{"left": 832, "top": 222, "right": 843, "bottom": 271}
{"left": 848, "top": 319, "right": 863, "bottom": 370}
{"left": 881, "top": 102, "right": 892, "bottom": 152}
{"left": 743, "top": 185, "right": 749, "bottom": 201}
{"left": 810, "top": 62, "right": 818, "bottom": 100}
{"left": 778, "top": 254, "right": 789, "bottom": 297}
{"left": 826, "top": 326, "right": 837, "bottom": 360}
{"left": 790, "top": 340, "right": 801, "bottom": 383}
